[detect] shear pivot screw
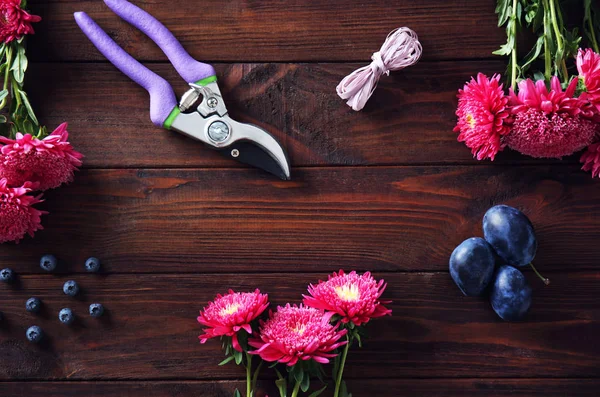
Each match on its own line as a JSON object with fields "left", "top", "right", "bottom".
{"left": 207, "top": 97, "right": 218, "bottom": 108}
{"left": 231, "top": 149, "right": 240, "bottom": 158}
{"left": 208, "top": 121, "right": 230, "bottom": 142}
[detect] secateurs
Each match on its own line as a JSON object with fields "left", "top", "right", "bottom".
{"left": 74, "top": 0, "right": 291, "bottom": 180}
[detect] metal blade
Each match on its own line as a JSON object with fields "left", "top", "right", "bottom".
{"left": 218, "top": 140, "right": 291, "bottom": 180}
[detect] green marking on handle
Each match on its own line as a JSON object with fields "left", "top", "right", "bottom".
{"left": 195, "top": 75, "right": 217, "bottom": 86}
{"left": 163, "top": 107, "right": 180, "bottom": 130}
{"left": 162, "top": 75, "right": 217, "bottom": 129}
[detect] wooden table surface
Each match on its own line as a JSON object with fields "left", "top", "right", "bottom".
{"left": 1, "top": 0, "right": 599, "bottom": 396}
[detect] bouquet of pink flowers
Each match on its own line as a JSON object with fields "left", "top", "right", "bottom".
{"left": 0, "top": 0, "right": 82, "bottom": 244}
{"left": 197, "top": 270, "right": 392, "bottom": 397}
{"left": 454, "top": 0, "right": 600, "bottom": 177}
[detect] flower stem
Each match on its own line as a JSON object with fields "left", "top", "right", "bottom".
{"left": 333, "top": 334, "right": 351, "bottom": 397}
{"left": 543, "top": 0, "right": 552, "bottom": 81}
{"left": 588, "top": 13, "right": 600, "bottom": 53}
{"left": 549, "top": 0, "right": 568, "bottom": 82}
{"left": 291, "top": 379, "right": 302, "bottom": 397}
{"left": 511, "top": 0, "right": 518, "bottom": 90}
{"left": 245, "top": 353, "right": 252, "bottom": 397}
{"left": 529, "top": 263, "right": 550, "bottom": 285}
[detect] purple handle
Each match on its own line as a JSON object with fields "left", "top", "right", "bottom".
{"left": 74, "top": 12, "right": 177, "bottom": 127}
{"left": 104, "top": 0, "right": 216, "bottom": 83}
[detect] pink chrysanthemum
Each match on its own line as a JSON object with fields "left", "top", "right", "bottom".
{"left": 303, "top": 270, "right": 392, "bottom": 326}
{"left": 454, "top": 73, "right": 511, "bottom": 161}
{"left": 0, "top": 0, "right": 41, "bottom": 43}
{"left": 0, "top": 178, "right": 46, "bottom": 244}
{"left": 577, "top": 48, "right": 600, "bottom": 113}
{"left": 505, "top": 77, "right": 597, "bottom": 158}
{"left": 0, "top": 123, "right": 83, "bottom": 190}
{"left": 198, "top": 289, "right": 269, "bottom": 352}
{"left": 249, "top": 304, "right": 347, "bottom": 366}
{"left": 581, "top": 142, "right": 600, "bottom": 178}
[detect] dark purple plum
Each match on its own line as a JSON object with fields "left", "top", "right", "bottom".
{"left": 449, "top": 237, "right": 496, "bottom": 296}
{"left": 483, "top": 205, "right": 537, "bottom": 267}
{"left": 490, "top": 265, "right": 532, "bottom": 321}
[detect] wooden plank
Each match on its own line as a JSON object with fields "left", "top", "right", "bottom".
{"left": 28, "top": 0, "right": 504, "bottom": 62}
{"left": 2, "top": 379, "right": 600, "bottom": 396}
{"left": 29, "top": 61, "right": 575, "bottom": 169}
{"left": 0, "top": 272, "right": 598, "bottom": 380}
{"left": 0, "top": 166, "right": 597, "bottom": 273}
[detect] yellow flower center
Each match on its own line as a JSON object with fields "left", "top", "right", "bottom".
{"left": 220, "top": 303, "right": 241, "bottom": 316}
{"left": 335, "top": 283, "right": 360, "bottom": 302}
{"left": 466, "top": 114, "right": 476, "bottom": 128}
{"left": 292, "top": 323, "right": 307, "bottom": 335}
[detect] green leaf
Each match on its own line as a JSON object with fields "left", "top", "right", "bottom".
{"left": 495, "top": 0, "right": 511, "bottom": 26}
{"left": 340, "top": 380, "right": 349, "bottom": 397}
{"left": 218, "top": 356, "right": 235, "bottom": 366}
{"left": 293, "top": 366, "right": 304, "bottom": 385}
{"left": 0, "top": 115, "right": 7, "bottom": 124}
{"left": 308, "top": 386, "right": 328, "bottom": 397}
{"left": 22, "top": 119, "right": 34, "bottom": 135}
{"left": 11, "top": 45, "right": 25, "bottom": 84}
{"left": 0, "top": 89, "right": 7, "bottom": 103}
{"left": 520, "top": 35, "right": 544, "bottom": 72}
{"left": 233, "top": 389, "right": 241, "bottom": 397}
{"left": 300, "top": 372, "right": 310, "bottom": 392}
{"left": 18, "top": 90, "right": 38, "bottom": 126}
{"left": 233, "top": 348, "right": 243, "bottom": 365}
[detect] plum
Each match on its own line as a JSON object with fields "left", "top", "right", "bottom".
{"left": 449, "top": 237, "right": 496, "bottom": 296}
{"left": 490, "top": 265, "right": 532, "bottom": 321}
{"left": 483, "top": 205, "right": 537, "bottom": 267}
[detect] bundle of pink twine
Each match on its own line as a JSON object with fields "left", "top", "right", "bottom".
{"left": 336, "top": 27, "right": 422, "bottom": 111}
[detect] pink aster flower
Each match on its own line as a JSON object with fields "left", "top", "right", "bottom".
{"left": 0, "top": 123, "right": 83, "bottom": 190}
{"left": 0, "top": 0, "right": 41, "bottom": 43}
{"left": 303, "top": 270, "right": 392, "bottom": 326}
{"left": 577, "top": 48, "right": 600, "bottom": 112}
{"left": 198, "top": 289, "right": 269, "bottom": 352}
{"left": 454, "top": 73, "right": 511, "bottom": 161}
{"left": 0, "top": 178, "right": 46, "bottom": 244}
{"left": 249, "top": 304, "right": 347, "bottom": 366}
{"left": 505, "top": 77, "right": 597, "bottom": 158}
{"left": 581, "top": 142, "right": 600, "bottom": 178}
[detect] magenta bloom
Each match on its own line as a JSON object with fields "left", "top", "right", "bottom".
{"left": 0, "top": 178, "right": 45, "bottom": 244}
{"left": 303, "top": 270, "right": 392, "bottom": 326}
{"left": 454, "top": 73, "right": 511, "bottom": 161}
{"left": 249, "top": 304, "right": 347, "bottom": 366}
{"left": 505, "top": 77, "right": 597, "bottom": 158}
{"left": 577, "top": 48, "right": 600, "bottom": 113}
{"left": 0, "top": 123, "right": 83, "bottom": 190}
{"left": 581, "top": 143, "right": 600, "bottom": 178}
{"left": 0, "top": 0, "right": 41, "bottom": 43}
{"left": 198, "top": 289, "right": 269, "bottom": 352}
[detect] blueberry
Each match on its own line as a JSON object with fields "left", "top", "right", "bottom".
{"left": 449, "top": 237, "right": 496, "bottom": 296}
{"left": 483, "top": 205, "right": 537, "bottom": 267}
{"left": 26, "top": 325, "right": 44, "bottom": 343}
{"left": 490, "top": 265, "right": 532, "bottom": 321}
{"left": 40, "top": 254, "right": 58, "bottom": 272}
{"left": 59, "top": 308, "right": 75, "bottom": 325}
{"left": 26, "top": 297, "right": 42, "bottom": 313}
{"left": 85, "top": 257, "right": 101, "bottom": 273}
{"left": 89, "top": 303, "right": 104, "bottom": 318}
{"left": 0, "top": 268, "right": 14, "bottom": 283}
{"left": 63, "top": 280, "right": 80, "bottom": 296}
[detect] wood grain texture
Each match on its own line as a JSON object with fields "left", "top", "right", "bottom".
{"left": 28, "top": 0, "right": 504, "bottom": 62}
{"left": 3, "top": 379, "right": 600, "bottom": 397}
{"left": 28, "top": 61, "right": 578, "bottom": 169}
{"left": 0, "top": 166, "right": 597, "bottom": 274}
{"left": 0, "top": 272, "right": 598, "bottom": 380}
